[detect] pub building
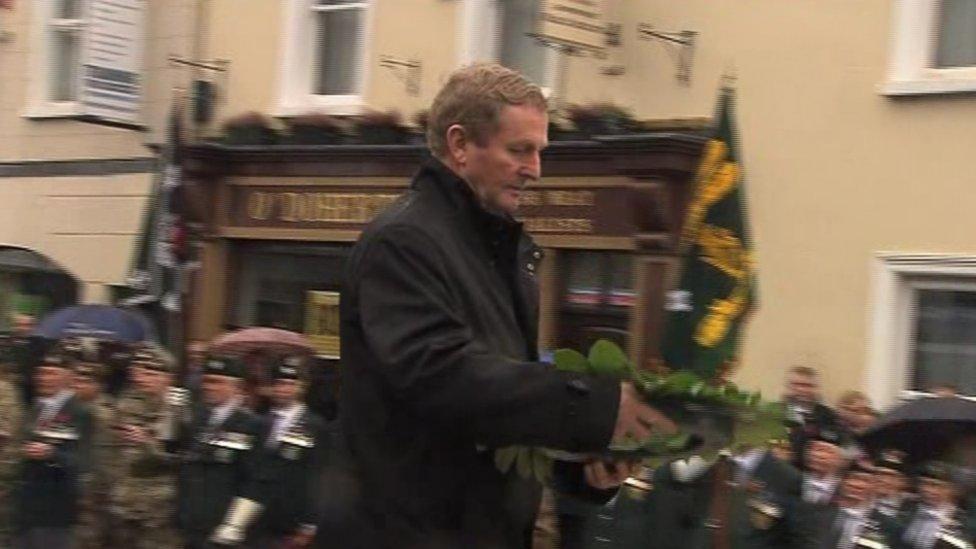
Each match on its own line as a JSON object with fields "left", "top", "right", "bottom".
{"left": 182, "top": 132, "right": 707, "bottom": 370}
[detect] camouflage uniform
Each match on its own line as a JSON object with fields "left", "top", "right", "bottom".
{"left": 107, "top": 389, "right": 183, "bottom": 548}
{"left": 0, "top": 372, "right": 24, "bottom": 547}
{"left": 75, "top": 392, "right": 116, "bottom": 549}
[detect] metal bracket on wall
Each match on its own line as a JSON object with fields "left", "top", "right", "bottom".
{"left": 380, "top": 55, "right": 422, "bottom": 97}
{"left": 637, "top": 24, "right": 698, "bottom": 85}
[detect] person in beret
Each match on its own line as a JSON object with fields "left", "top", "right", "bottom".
{"left": 233, "top": 355, "right": 332, "bottom": 548}
{"left": 900, "top": 462, "right": 973, "bottom": 549}
{"left": 177, "top": 355, "right": 263, "bottom": 548}
{"left": 13, "top": 352, "right": 91, "bottom": 549}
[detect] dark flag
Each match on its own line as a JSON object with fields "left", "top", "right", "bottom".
{"left": 126, "top": 101, "right": 190, "bottom": 311}
{"left": 660, "top": 85, "right": 757, "bottom": 380}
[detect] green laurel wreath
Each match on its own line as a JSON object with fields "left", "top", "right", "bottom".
{"left": 495, "top": 339, "right": 783, "bottom": 483}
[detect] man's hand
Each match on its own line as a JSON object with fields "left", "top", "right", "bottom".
{"left": 280, "top": 531, "right": 314, "bottom": 549}
{"left": 583, "top": 459, "right": 638, "bottom": 490}
{"left": 611, "top": 382, "right": 676, "bottom": 445}
{"left": 22, "top": 441, "right": 53, "bottom": 460}
{"left": 121, "top": 425, "right": 149, "bottom": 444}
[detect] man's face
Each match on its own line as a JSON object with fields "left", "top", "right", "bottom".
{"left": 272, "top": 379, "right": 300, "bottom": 408}
{"left": 786, "top": 373, "right": 819, "bottom": 404}
{"left": 202, "top": 374, "right": 237, "bottom": 407}
{"left": 840, "top": 471, "right": 875, "bottom": 507}
{"left": 839, "top": 397, "right": 871, "bottom": 431}
{"left": 919, "top": 477, "right": 955, "bottom": 508}
{"left": 806, "top": 441, "right": 844, "bottom": 476}
{"left": 187, "top": 342, "right": 207, "bottom": 366}
{"left": 876, "top": 469, "right": 907, "bottom": 498}
{"left": 35, "top": 365, "right": 68, "bottom": 397}
{"left": 13, "top": 314, "right": 34, "bottom": 336}
{"left": 136, "top": 368, "right": 170, "bottom": 396}
{"left": 455, "top": 104, "right": 548, "bottom": 216}
{"left": 72, "top": 373, "right": 99, "bottom": 402}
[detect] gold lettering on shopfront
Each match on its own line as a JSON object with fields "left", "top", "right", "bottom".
{"left": 246, "top": 191, "right": 401, "bottom": 224}
{"left": 522, "top": 217, "right": 594, "bottom": 234}
{"left": 544, "top": 190, "right": 594, "bottom": 206}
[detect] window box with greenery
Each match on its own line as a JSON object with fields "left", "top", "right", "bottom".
{"left": 222, "top": 112, "right": 279, "bottom": 146}
{"left": 284, "top": 113, "right": 348, "bottom": 145}
{"left": 566, "top": 103, "right": 640, "bottom": 138}
{"left": 353, "top": 110, "right": 410, "bottom": 145}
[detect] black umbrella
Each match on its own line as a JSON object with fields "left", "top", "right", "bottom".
{"left": 860, "top": 396, "right": 976, "bottom": 464}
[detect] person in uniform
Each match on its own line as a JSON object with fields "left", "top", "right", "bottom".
{"left": 900, "top": 462, "right": 973, "bottom": 549}
{"left": 243, "top": 355, "right": 330, "bottom": 548}
{"left": 683, "top": 446, "right": 814, "bottom": 549}
{"left": 13, "top": 351, "right": 91, "bottom": 549}
{"left": 68, "top": 342, "right": 116, "bottom": 549}
{"left": 874, "top": 450, "right": 915, "bottom": 523}
{"left": 815, "top": 461, "right": 898, "bottom": 549}
{"left": 0, "top": 353, "right": 24, "bottom": 547}
{"left": 801, "top": 429, "right": 849, "bottom": 508}
{"left": 177, "top": 354, "right": 263, "bottom": 548}
{"left": 782, "top": 366, "right": 840, "bottom": 471}
{"left": 107, "top": 343, "right": 184, "bottom": 549}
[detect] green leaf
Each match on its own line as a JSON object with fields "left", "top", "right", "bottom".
{"left": 516, "top": 447, "right": 534, "bottom": 480}
{"left": 553, "top": 348, "right": 590, "bottom": 373}
{"left": 588, "top": 339, "right": 631, "bottom": 378}
{"left": 532, "top": 449, "right": 553, "bottom": 484}
{"left": 495, "top": 446, "right": 520, "bottom": 473}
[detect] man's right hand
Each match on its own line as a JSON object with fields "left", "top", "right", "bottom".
{"left": 611, "top": 382, "right": 677, "bottom": 445}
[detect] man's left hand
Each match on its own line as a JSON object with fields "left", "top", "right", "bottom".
{"left": 583, "top": 459, "right": 637, "bottom": 490}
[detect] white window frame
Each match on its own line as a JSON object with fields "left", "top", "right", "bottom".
{"left": 275, "top": 0, "right": 373, "bottom": 116}
{"left": 881, "top": 0, "right": 976, "bottom": 96}
{"left": 865, "top": 253, "right": 976, "bottom": 408}
{"left": 25, "top": 0, "right": 89, "bottom": 118}
{"left": 458, "top": 0, "right": 560, "bottom": 95}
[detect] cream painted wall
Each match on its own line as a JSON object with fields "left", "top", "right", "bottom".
{"left": 563, "top": 0, "right": 976, "bottom": 404}
{"left": 0, "top": 1, "right": 190, "bottom": 304}
{"left": 0, "top": 173, "right": 152, "bottom": 301}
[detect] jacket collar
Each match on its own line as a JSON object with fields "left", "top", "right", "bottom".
{"left": 414, "top": 156, "right": 523, "bottom": 246}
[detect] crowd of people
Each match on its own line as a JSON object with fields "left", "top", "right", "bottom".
{"left": 567, "top": 366, "right": 976, "bottom": 549}
{"left": 0, "top": 314, "right": 336, "bottom": 549}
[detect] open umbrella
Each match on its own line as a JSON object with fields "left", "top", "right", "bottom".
{"left": 34, "top": 304, "right": 156, "bottom": 343}
{"left": 860, "top": 396, "right": 976, "bottom": 464}
{"left": 209, "top": 327, "right": 314, "bottom": 356}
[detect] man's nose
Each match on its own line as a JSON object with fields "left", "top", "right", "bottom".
{"left": 523, "top": 152, "right": 541, "bottom": 180}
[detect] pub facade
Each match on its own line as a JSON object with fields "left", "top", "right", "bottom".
{"left": 183, "top": 134, "right": 706, "bottom": 369}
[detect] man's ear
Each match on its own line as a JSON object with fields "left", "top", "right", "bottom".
{"left": 445, "top": 124, "right": 468, "bottom": 166}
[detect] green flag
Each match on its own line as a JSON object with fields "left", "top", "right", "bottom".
{"left": 660, "top": 86, "right": 757, "bottom": 380}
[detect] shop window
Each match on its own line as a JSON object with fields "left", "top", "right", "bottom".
{"left": 277, "top": 0, "right": 371, "bottom": 115}
{"left": 232, "top": 244, "right": 350, "bottom": 357}
{"left": 558, "top": 251, "right": 634, "bottom": 350}
{"left": 883, "top": 0, "right": 976, "bottom": 95}
{"left": 866, "top": 254, "right": 976, "bottom": 407}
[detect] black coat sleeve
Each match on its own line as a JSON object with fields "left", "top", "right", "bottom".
{"left": 352, "top": 225, "right": 619, "bottom": 451}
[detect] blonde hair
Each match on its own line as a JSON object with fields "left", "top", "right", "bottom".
{"left": 426, "top": 62, "right": 547, "bottom": 157}
{"left": 837, "top": 390, "right": 869, "bottom": 408}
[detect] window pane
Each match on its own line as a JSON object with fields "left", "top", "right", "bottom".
{"left": 564, "top": 252, "right": 602, "bottom": 305}
{"left": 52, "top": 30, "right": 80, "bottom": 101}
{"left": 607, "top": 253, "right": 635, "bottom": 307}
{"left": 314, "top": 8, "right": 364, "bottom": 95}
{"left": 316, "top": 0, "right": 363, "bottom": 5}
{"left": 935, "top": 0, "right": 976, "bottom": 68}
{"left": 59, "top": 0, "right": 81, "bottom": 19}
{"left": 498, "top": 0, "right": 547, "bottom": 85}
{"left": 911, "top": 289, "right": 976, "bottom": 395}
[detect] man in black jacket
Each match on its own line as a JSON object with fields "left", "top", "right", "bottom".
{"left": 338, "top": 63, "right": 675, "bottom": 549}
{"left": 177, "top": 355, "right": 263, "bottom": 548}
{"left": 249, "top": 356, "right": 330, "bottom": 548}
{"left": 14, "top": 351, "right": 91, "bottom": 549}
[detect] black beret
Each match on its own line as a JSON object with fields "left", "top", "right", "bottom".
{"left": 203, "top": 355, "right": 246, "bottom": 379}
{"left": 271, "top": 356, "right": 303, "bottom": 381}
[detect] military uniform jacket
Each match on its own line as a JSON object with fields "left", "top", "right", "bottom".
{"left": 177, "top": 403, "right": 263, "bottom": 536}
{"left": 686, "top": 452, "right": 816, "bottom": 549}
{"left": 15, "top": 393, "right": 91, "bottom": 529}
{"left": 252, "top": 405, "right": 328, "bottom": 537}
{"left": 340, "top": 157, "right": 621, "bottom": 548}
{"left": 108, "top": 391, "right": 181, "bottom": 522}
{"left": 815, "top": 505, "right": 902, "bottom": 549}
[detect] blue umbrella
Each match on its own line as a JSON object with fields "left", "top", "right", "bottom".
{"left": 34, "top": 304, "right": 156, "bottom": 343}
